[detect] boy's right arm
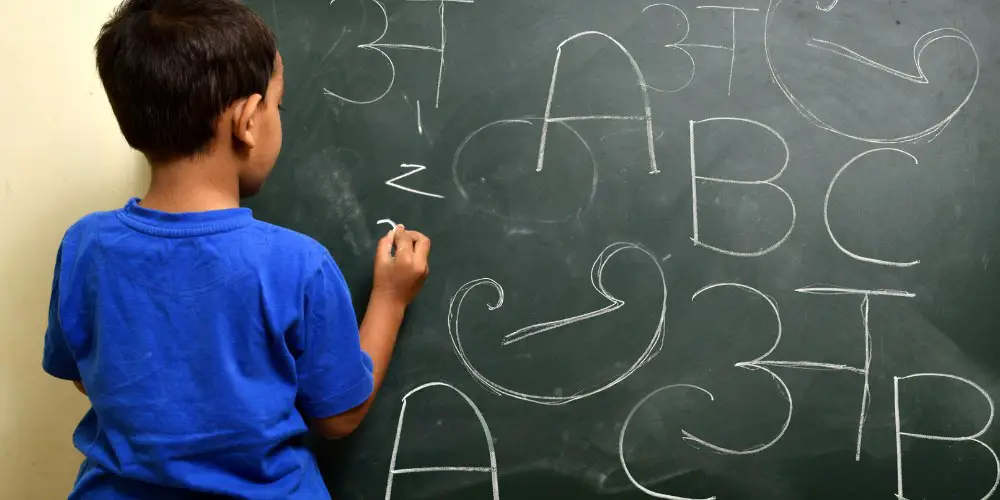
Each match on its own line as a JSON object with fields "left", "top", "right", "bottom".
{"left": 311, "top": 226, "right": 430, "bottom": 439}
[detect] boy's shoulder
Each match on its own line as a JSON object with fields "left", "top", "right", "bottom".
{"left": 251, "top": 220, "right": 331, "bottom": 261}
{"left": 246, "top": 221, "right": 346, "bottom": 286}
{"left": 58, "top": 207, "right": 336, "bottom": 274}
{"left": 61, "top": 209, "right": 119, "bottom": 245}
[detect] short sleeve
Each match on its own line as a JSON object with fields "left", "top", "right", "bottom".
{"left": 294, "top": 253, "right": 374, "bottom": 419}
{"left": 42, "top": 245, "right": 81, "bottom": 381}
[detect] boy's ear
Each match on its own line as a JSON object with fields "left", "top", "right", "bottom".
{"left": 232, "top": 94, "right": 264, "bottom": 149}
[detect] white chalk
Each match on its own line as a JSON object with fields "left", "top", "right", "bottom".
{"left": 377, "top": 219, "right": 398, "bottom": 232}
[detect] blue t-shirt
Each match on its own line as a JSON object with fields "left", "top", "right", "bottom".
{"left": 42, "top": 198, "right": 374, "bottom": 499}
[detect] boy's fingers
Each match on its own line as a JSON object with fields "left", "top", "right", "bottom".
{"left": 393, "top": 225, "right": 414, "bottom": 258}
{"left": 410, "top": 231, "right": 431, "bottom": 261}
{"left": 375, "top": 232, "right": 394, "bottom": 262}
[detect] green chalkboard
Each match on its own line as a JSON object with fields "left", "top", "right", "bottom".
{"left": 246, "top": 0, "right": 1000, "bottom": 498}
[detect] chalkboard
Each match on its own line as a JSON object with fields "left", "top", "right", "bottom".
{"left": 246, "top": 0, "right": 1000, "bottom": 498}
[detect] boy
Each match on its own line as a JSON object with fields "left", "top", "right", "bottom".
{"left": 41, "top": 0, "right": 430, "bottom": 498}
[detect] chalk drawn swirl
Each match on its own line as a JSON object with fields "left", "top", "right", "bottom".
{"left": 764, "top": 0, "right": 979, "bottom": 143}
{"left": 447, "top": 242, "right": 666, "bottom": 405}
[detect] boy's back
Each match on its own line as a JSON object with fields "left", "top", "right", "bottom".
{"left": 46, "top": 199, "right": 373, "bottom": 498}
{"left": 44, "top": 1, "right": 430, "bottom": 497}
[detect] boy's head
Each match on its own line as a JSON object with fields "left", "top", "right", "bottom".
{"left": 96, "top": 0, "right": 283, "bottom": 196}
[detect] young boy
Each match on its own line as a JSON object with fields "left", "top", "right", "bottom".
{"left": 41, "top": 1, "right": 430, "bottom": 498}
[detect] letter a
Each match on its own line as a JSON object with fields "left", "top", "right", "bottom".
{"left": 384, "top": 382, "right": 500, "bottom": 500}
{"left": 537, "top": 31, "right": 658, "bottom": 175}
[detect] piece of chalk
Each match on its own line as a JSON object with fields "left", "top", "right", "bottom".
{"left": 377, "top": 219, "right": 400, "bottom": 256}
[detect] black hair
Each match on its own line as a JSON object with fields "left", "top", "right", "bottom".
{"left": 96, "top": 0, "right": 277, "bottom": 162}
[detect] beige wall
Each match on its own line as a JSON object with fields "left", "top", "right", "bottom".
{"left": 0, "top": 1, "right": 148, "bottom": 498}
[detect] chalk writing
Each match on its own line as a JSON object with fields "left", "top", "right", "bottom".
{"left": 684, "top": 284, "right": 914, "bottom": 460}
{"left": 386, "top": 164, "right": 445, "bottom": 199}
{"left": 688, "top": 283, "right": 792, "bottom": 454}
{"left": 451, "top": 118, "right": 598, "bottom": 224}
{"left": 539, "top": 32, "right": 658, "bottom": 174}
{"left": 765, "top": 0, "right": 980, "bottom": 143}
{"left": 642, "top": 3, "right": 697, "bottom": 93}
{"left": 273, "top": 1, "right": 1000, "bottom": 497}
{"left": 796, "top": 286, "right": 914, "bottom": 460}
{"left": 417, "top": 100, "right": 424, "bottom": 135}
{"left": 619, "top": 384, "right": 718, "bottom": 500}
{"left": 894, "top": 373, "right": 998, "bottom": 500}
{"left": 402, "top": 95, "right": 424, "bottom": 136}
{"left": 814, "top": 0, "right": 837, "bottom": 12}
{"left": 384, "top": 382, "right": 499, "bottom": 500}
{"left": 642, "top": 4, "right": 758, "bottom": 95}
{"left": 824, "top": 148, "right": 921, "bottom": 267}
{"left": 323, "top": 0, "right": 472, "bottom": 107}
{"left": 690, "top": 117, "right": 795, "bottom": 257}
{"left": 447, "top": 242, "right": 666, "bottom": 405}
{"left": 695, "top": 5, "right": 759, "bottom": 96}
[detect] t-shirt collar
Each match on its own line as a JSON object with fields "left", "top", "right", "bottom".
{"left": 116, "top": 197, "right": 254, "bottom": 237}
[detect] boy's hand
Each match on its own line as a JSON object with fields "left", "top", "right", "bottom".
{"left": 373, "top": 226, "right": 431, "bottom": 307}
{"left": 323, "top": 226, "right": 429, "bottom": 439}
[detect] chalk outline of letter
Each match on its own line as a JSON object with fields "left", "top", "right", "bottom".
{"left": 894, "top": 373, "right": 998, "bottom": 500}
{"left": 384, "top": 382, "right": 499, "bottom": 500}
{"left": 824, "top": 148, "right": 920, "bottom": 267}
{"left": 386, "top": 164, "right": 445, "bottom": 199}
{"left": 764, "top": 0, "right": 980, "bottom": 144}
{"left": 689, "top": 117, "right": 796, "bottom": 257}
{"left": 641, "top": 4, "right": 696, "bottom": 93}
{"left": 686, "top": 283, "right": 793, "bottom": 454}
{"left": 642, "top": 4, "right": 759, "bottom": 96}
{"left": 795, "top": 285, "right": 914, "bottom": 460}
{"left": 447, "top": 242, "right": 666, "bottom": 405}
{"left": 324, "top": 0, "right": 471, "bottom": 107}
{"left": 537, "top": 32, "right": 658, "bottom": 175}
{"left": 450, "top": 118, "right": 599, "bottom": 224}
{"left": 619, "top": 384, "right": 718, "bottom": 500}
{"left": 323, "top": 0, "right": 398, "bottom": 104}
{"left": 695, "top": 6, "right": 760, "bottom": 96}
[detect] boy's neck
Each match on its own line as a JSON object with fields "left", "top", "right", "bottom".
{"left": 141, "top": 154, "right": 242, "bottom": 213}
